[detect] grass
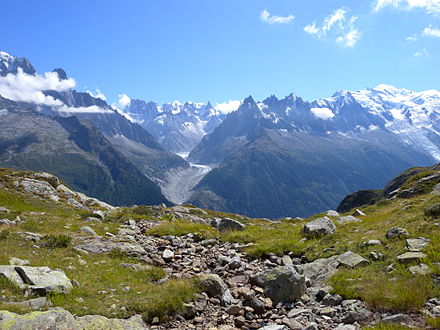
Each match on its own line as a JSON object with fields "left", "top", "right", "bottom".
{"left": 362, "top": 324, "right": 411, "bottom": 330}
{"left": 221, "top": 222, "right": 306, "bottom": 258}
{"left": 426, "top": 317, "right": 440, "bottom": 329}
{"left": 146, "top": 219, "right": 219, "bottom": 240}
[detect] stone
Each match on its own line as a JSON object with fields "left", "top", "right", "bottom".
{"left": 336, "top": 216, "right": 362, "bottom": 224}
{"left": 3, "top": 297, "right": 52, "bottom": 310}
{"left": 302, "top": 256, "right": 339, "bottom": 287}
{"left": 162, "top": 249, "right": 174, "bottom": 261}
{"left": 287, "top": 308, "right": 310, "bottom": 318}
{"left": 0, "top": 308, "right": 80, "bottom": 329}
{"left": 364, "top": 239, "right": 382, "bottom": 246}
{"left": 201, "top": 238, "right": 217, "bottom": 246}
{"left": 80, "top": 226, "right": 98, "bottom": 236}
{"left": 0, "top": 265, "right": 73, "bottom": 295}
{"left": 9, "top": 257, "right": 30, "bottom": 266}
{"left": 326, "top": 210, "right": 340, "bottom": 217}
{"left": 91, "top": 210, "right": 105, "bottom": 220}
{"left": 221, "top": 289, "right": 239, "bottom": 306}
{"left": 318, "top": 306, "right": 337, "bottom": 316}
{"left": 408, "top": 263, "right": 431, "bottom": 276}
{"left": 336, "top": 325, "right": 358, "bottom": 330}
{"left": 33, "top": 172, "right": 60, "bottom": 187}
{"left": 244, "top": 295, "right": 265, "bottom": 314}
{"left": 251, "top": 266, "right": 306, "bottom": 305}
{"left": 77, "top": 314, "right": 146, "bottom": 329}
{"left": 322, "top": 293, "right": 343, "bottom": 306}
{"left": 382, "top": 313, "right": 412, "bottom": 325}
{"left": 0, "top": 219, "right": 17, "bottom": 226}
{"left": 301, "top": 217, "right": 336, "bottom": 238}
{"left": 84, "top": 216, "right": 102, "bottom": 223}
{"left": 17, "top": 178, "right": 60, "bottom": 202}
{"left": 352, "top": 209, "right": 366, "bottom": 216}
{"left": 396, "top": 252, "right": 427, "bottom": 264}
{"left": 0, "top": 207, "right": 10, "bottom": 213}
{"left": 386, "top": 227, "right": 409, "bottom": 239}
{"left": 260, "top": 325, "right": 287, "bottom": 330}
{"left": 234, "top": 316, "right": 246, "bottom": 327}
{"left": 337, "top": 251, "right": 368, "bottom": 268}
{"left": 303, "top": 323, "right": 318, "bottom": 330}
{"left": 282, "top": 318, "right": 303, "bottom": 330}
{"left": 281, "top": 255, "right": 293, "bottom": 266}
{"left": 200, "top": 274, "right": 228, "bottom": 298}
{"left": 226, "top": 305, "right": 242, "bottom": 316}
{"left": 217, "top": 218, "right": 245, "bottom": 232}
{"left": 406, "top": 238, "right": 430, "bottom": 251}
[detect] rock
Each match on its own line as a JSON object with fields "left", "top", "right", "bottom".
{"left": 80, "top": 226, "right": 98, "bottom": 236}
{"left": 200, "top": 274, "right": 228, "bottom": 298}
{"left": 352, "top": 209, "right": 366, "bottom": 216}
{"left": 335, "top": 325, "right": 358, "bottom": 330}
{"left": 382, "top": 313, "right": 412, "bottom": 325}
{"left": 252, "top": 266, "right": 306, "bottom": 305}
{"left": 363, "top": 239, "right": 382, "bottom": 246}
{"left": 287, "top": 308, "right": 311, "bottom": 318}
{"left": 260, "top": 325, "right": 287, "bottom": 330}
{"left": 318, "top": 306, "right": 337, "bottom": 316}
{"left": 368, "top": 251, "right": 385, "bottom": 261}
{"left": 0, "top": 207, "right": 10, "bottom": 213}
{"left": 282, "top": 318, "right": 303, "bottom": 330}
{"left": 216, "top": 218, "right": 245, "bottom": 232}
{"left": 226, "top": 305, "right": 242, "bottom": 316}
{"left": 234, "top": 316, "right": 246, "bottom": 327}
{"left": 326, "top": 210, "right": 340, "bottom": 217}
{"left": 406, "top": 237, "right": 430, "bottom": 251}
{"left": 91, "top": 210, "right": 105, "bottom": 220}
{"left": 336, "top": 216, "right": 362, "bottom": 225}
{"left": 386, "top": 227, "right": 409, "bottom": 239}
{"left": 16, "top": 178, "right": 60, "bottom": 202}
{"left": 396, "top": 252, "right": 427, "bottom": 264}
{"left": 337, "top": 251, "right": 368, "bottom": 268}
{"left": 302, "top": 256, "right": 339, "bottom": 287}
{"left": 200, "top": 238, "right": 217, "bottom": 246}
{"left": 162, "top": 249, "right": 174, "bottom": 261}
{"left": 301, "top": 217, "right": 336, "bottom": 238}
{"left": 9, "top": 257, "right": 30, "bottom": 266}
{"left": 77, "top": 314, "right": 146, "bottom": 329}
{"left": 303, "top": 323, "right": 318, "bottom": 330}
{"left": 33, "top": 172, "right": 60, "bottom": 187}
{"left": 244, "top": 294, "right": 265, "bottom": 314}
{"left": 84, "top": 216, "right": 102, "bottom": 223}
{"left": 3, "top": 297, "right": 52, "bottom": 310}
{"left": 0, "top": 265, "right": 73, "bottom": 295}
{"left": 281, "top": 255, "right": 293, "bottom": 266}
{"left": 408, "top": 263, "right": 431, "bottom": 276}
{"left": 0, "top": 219, "right": 17, "bottom": 226}
{"left": 228, "top": 256, "right": 241, "bottom": 270}
{"left": 0, "top": 308, "right": 80, "bottom": 329}
{"left": 221, "top": 289, "right": 239, "bottom": 306}
{"left": 322, "top": 293, "right": 343, "bottom": 306}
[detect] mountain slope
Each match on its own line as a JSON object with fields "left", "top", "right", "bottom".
{"left": 0, "top": 98, "right": 168, "bottom": 206}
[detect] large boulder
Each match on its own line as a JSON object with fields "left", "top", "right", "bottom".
{"left": 0, "top": 266, "right": 73, "bottom": 295}
{"left": 302, "top": 256, "right": 339, "bottom": 287}
{"left": 215, "top": 218, "right": 245, "bottom": 232}
{"left": 336, "top": 216, "right": 362, "bottom": 225}
{"left": 386, "top": 227, "right": 409, "bottom": 239}
{"left": 15, "top": 178, "right": 59, "bottom": 202}
{"left": 251, "top": 266, "right": 306, "bottom": 305}
{"left": 396, "top": 252, "right": 427, "bottom": 264}
{"left": 406, "top": 238, "right": 430, "bottom": 252}
{"left": 302, "top": 217, "right": 336, "bottom": 238}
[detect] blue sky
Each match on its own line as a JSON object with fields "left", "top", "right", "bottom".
{"left": 1, "top": 0, "right": 439, "bottom": 108}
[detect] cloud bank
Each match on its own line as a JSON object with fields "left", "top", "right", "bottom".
{"left": 214, "top": 100, "right": 241, "bottom": 114}
{"left": 311, "top": 107, "right": 335, "bottom": 120}
{"left": 374, "top": 0, "right": 440, "bottom": 15}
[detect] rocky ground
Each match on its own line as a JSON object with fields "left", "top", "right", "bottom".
{"left": 0, "top": 168, "right": 439, "bottom": 329}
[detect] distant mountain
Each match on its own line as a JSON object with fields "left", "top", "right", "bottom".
{"left": 188, "top": 91, "right": 438, "bottom": 218}
{"left": 0, "top": 96, "right": 169, "bottom": 206}
{"left": 122, "top": 99, "right": 226, "bottom": 153}
{"left": 0, "top": 51, "right": 188, "bottom": 205}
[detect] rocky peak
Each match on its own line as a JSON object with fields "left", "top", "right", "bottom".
{"left": 0, "top": 50, "right": 36, "bottom": 76}
{"left": 52, "top": 68, "right": 68, "bottom": 80}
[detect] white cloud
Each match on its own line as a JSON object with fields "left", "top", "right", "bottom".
{"left": 374, "top": 0, "right": 440, "bottom": 15}
{"left": 56, "top": 105, "right": 113, "bottom": 114}
{"left": 413, "top": 48, "right": 431, "bottom": 57}
{"left": 87, "top": 88, "right": 107, "bottom": 101}
{"left": 422, "top": 25, "right": 440, "bottom": 37}
{"left": 0, "top": 69, "right": 75, "bottom": 106}
{"left": 117, "top": 93, "right": 131, "bottom": 109}
{"left": 311, "top": 107, "right": 335, "bottom": 120}
{"left": 214, "top": 100, "right": 241, "bottom": 114}
{"left": 405, "top": 34, "right": 418, "bottom": 41}
{"left": 304, "top": 8, "right": 361, "bottom": 47}
{"left": 260, "top": 9, "right": 295, "bottom": 24}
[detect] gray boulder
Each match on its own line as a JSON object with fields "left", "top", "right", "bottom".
{"left": 352, "top": 209, "right": 366, "bottom": 217}
{"left": 301, "top": 217, "right": 336, "bottom": 238}
{"left": 386, "top": 227, "right": 409, "bottom": 239}
{"left": 326, "top": 210, "right": 340, "bottom": 217}
{"left": 251, "top": 266, "right": 306, "bottom": 305}
{"left": 336, "top": 216, "right": 362, "bottom": 225}
{"left": 216, "top": 218, "right": 245, "bottom": 232}
{"left": 0, "top": 207, "right": 10, "bottom": 213}
{"left": 408, "top": 263, "right": 431, "bottom": 276}
{"left": 79, "top": 226, "right": 98, "bottom": 236}
{"left": 337, "top": 251, "right": 368, "bottom": 268}
{"left": 200, "top": 274, "right": 228, "bottom": 298}
{"left": 302, "top": 256, "right": 339, "bottom": 287}
{"left": 0, "top": 266, "right": 73, "bottom": 295}
{"left": 382, "top": 313, "right": 412, "bottom": 325}
{"left": 406, "top": 237, "right": 430, "bottom": 251}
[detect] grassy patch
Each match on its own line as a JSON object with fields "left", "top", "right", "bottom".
{"left": 146, "top": 220, "right": 218, "bottom": 240}
{"left": 362, "top": 324, "right": 411, "bottom": 330}
{"left": 40, "top": 234, "right": 72, "bottom": 248}
{"left": 221, "top": 223, "right": 306, "bottom": 258}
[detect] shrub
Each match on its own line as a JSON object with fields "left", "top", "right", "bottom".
{"left": 424, "top": 203, "right": 440, "bottom": 218}
{"left": 0, "top": 230, "right": 10, "bottom": 240}
{"left": 40, "top": 234, "right": 72, "bottom": 248}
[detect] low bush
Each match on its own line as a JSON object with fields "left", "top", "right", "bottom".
{"left": 424, "top": 203, "right": 440, "bottom": 218}
{"left": 40, "top": 234, "right": 72, "bottom": 248}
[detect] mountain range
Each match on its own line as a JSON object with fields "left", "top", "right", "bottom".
{"left": 0, "top": 50, "right": 439, "bottom": 218}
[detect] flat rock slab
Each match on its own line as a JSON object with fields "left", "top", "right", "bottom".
{"left": 396, "top": 252, "right": 427, "bottom": 264}
{"left": 336, "top": 216, "right": 362, "bottom": 225}
{"left": 0, "top": 265, "right": 73, "bottom": 295}
{"left": 337, "top": 251, "right": 368, "bottom": 268}
{"left": 0, "top": 308, "right": 147, "bottom": 330}
{"left": 408, "top": 263, "right": 431, "bottom": 276}
{"left": 75, "top": 238, "right": 146, "bottom": 257}
{"left": 406, "top": 238, "right": 430, "bottom": 252}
